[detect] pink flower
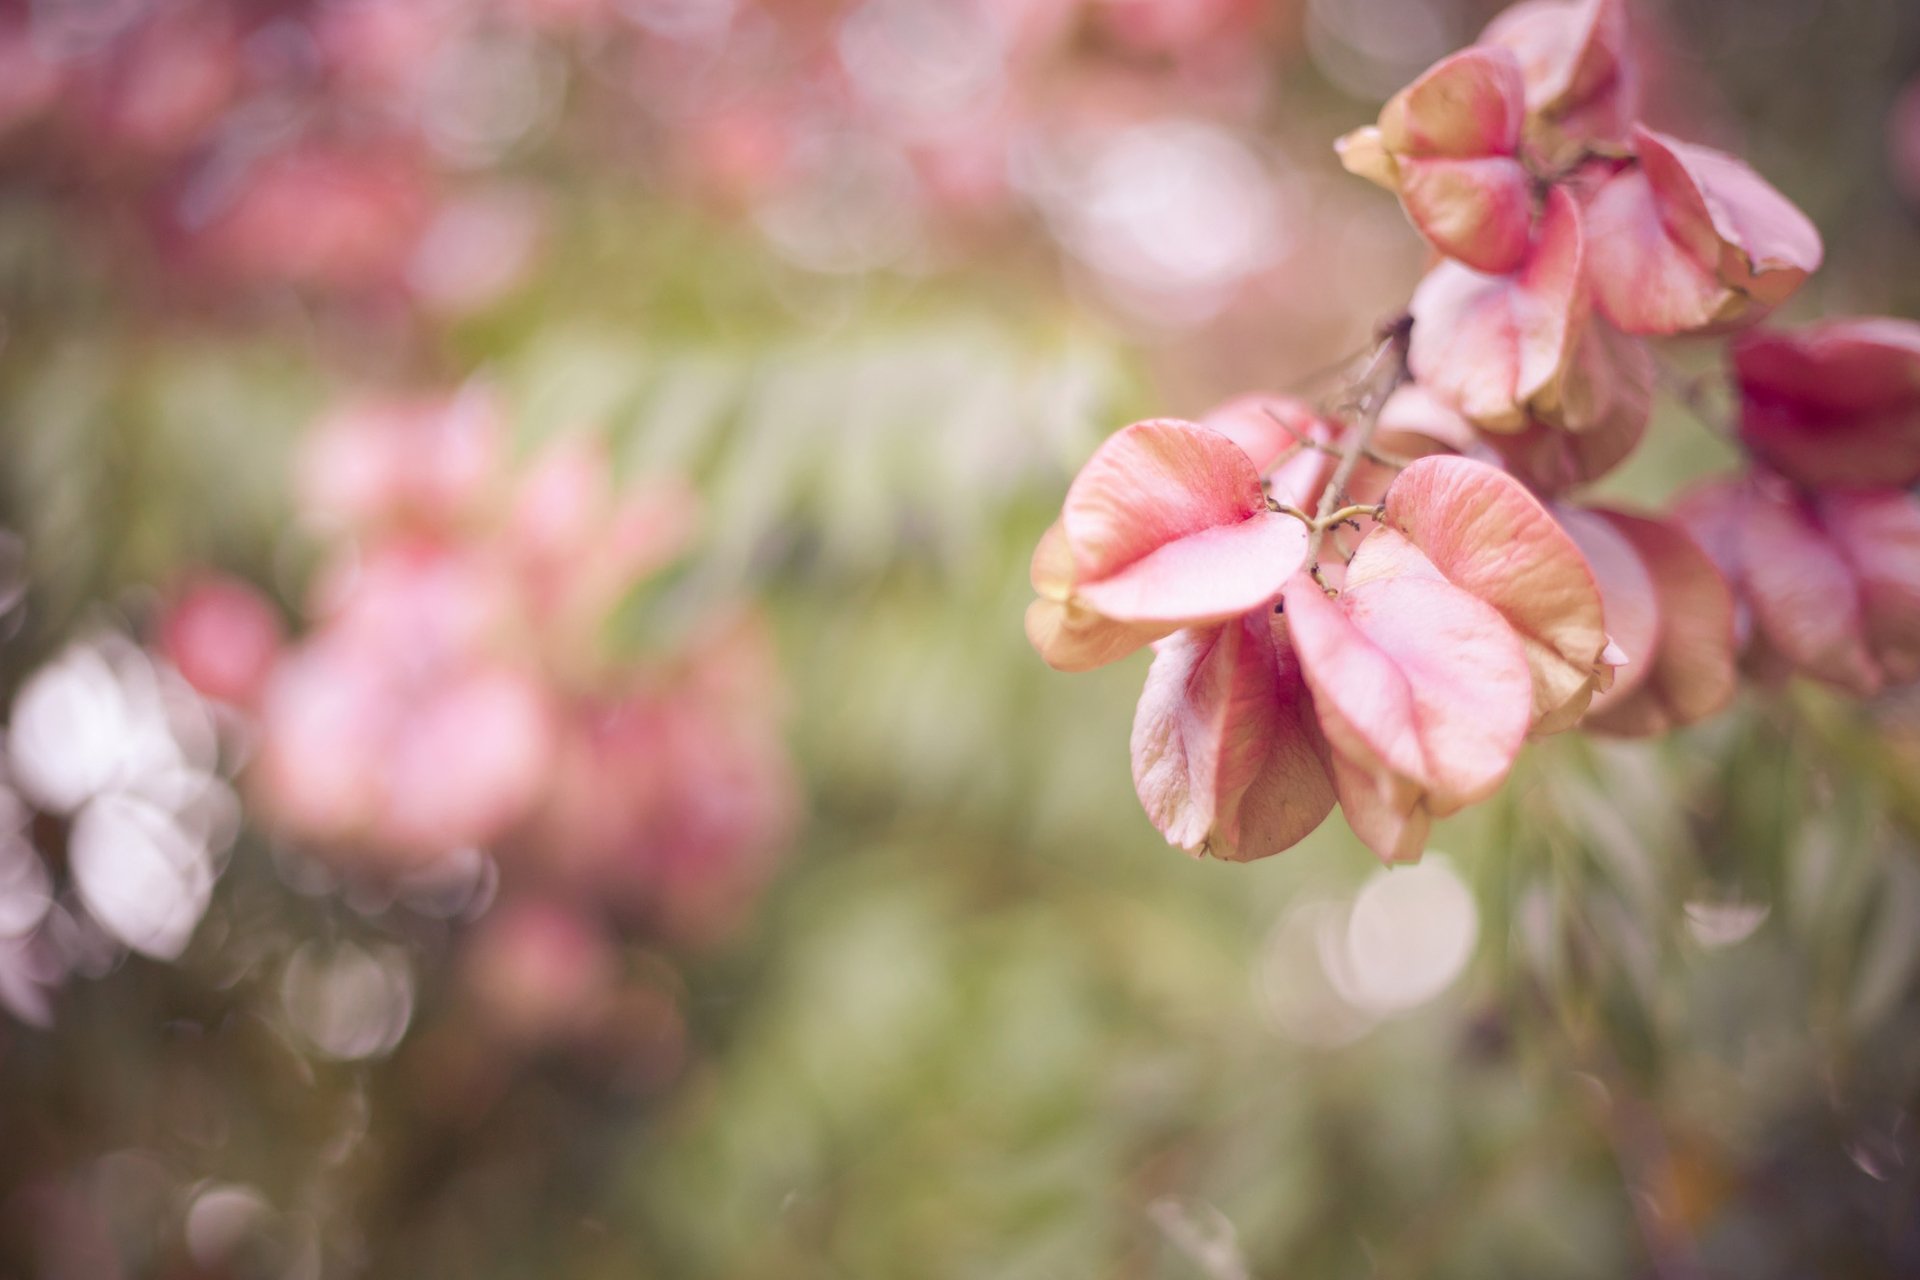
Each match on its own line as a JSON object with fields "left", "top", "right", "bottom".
{"left": 157, "top": 573, "right": 284, "bottom": 709}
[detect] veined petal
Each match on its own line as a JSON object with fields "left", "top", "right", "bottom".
{"left": 1739, "top": 482, "right": 1880, "bottom": 697}
{"left": 1409, "top": 187, "right": 1587, "bottom": 430}
{"left": 1131, "top": 613, "right": 1336, "bottom": 861}
{"left": 1820, "top": 490, "right": 1920, "bottom": 688}
{"left": 1734, "top": 319, "right": 1920, "bottom": 490}
{"left": 1582, "top": 510, "right": 1738, "bottom": 736}
{"left": 1377, "top": 455, "right": 1611, "bottom": 729}
{"left": 1585, "top": 127, "right": 1821, "bottom": 336}
{"left": 1285, "top": 563, "right": 1531, "bottom": 864}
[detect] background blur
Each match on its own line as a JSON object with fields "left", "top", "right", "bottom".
{"left": 4, "top": 0, "right": 1920, "bottom": 1276}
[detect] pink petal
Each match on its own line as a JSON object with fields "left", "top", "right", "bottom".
{"left": 1482, "top": 0, "right": 1638, "bottom": 151}
{"left": 1197, "top": 393, "right": 1330, "bottom": 476}
{"left": 1397, "top": 154, "right": 1535, "bottom": 275}
{"left": 1073, "top": 512, "right": 1311, "bottom": 625}
{"left": 1555, "top": 505, "right": 1659, "bottom": 710}
{"left": 1378, "top": 45, "right": 1527, "bottom": 158}
{"left": 1583, "top": 510, "right": 1738, "bottom": 736}
{"left": 159, "top": 573, "right": 285, "bottom": 709}
{"left": 1285, "top": 565, "right": 1532, "bottom": 859}
{"left": 1820, "top": 490, "right": 1920, "bottom": 687}
{"left": 1409, "top": 186, "right": 1587, "bottom": 430}
{"left": 1585, "top": 126, "right": 1821, "bottom": 336}
{"left": 1734, "top": 319, "right": 1920, "bottom": 490}
{"left": 1130, "top": 613, "right": 1336, "bottom": 861}
{"left": 1061, "top": 418, "right": 1271, "bottom": 583}
{"left": 1739, "top": 482, "right": 1880, "bottom": 697}
{"left": 1378, "top": 455, "right": 1611, "bottom": 729}
{"left": 1030, "top": 421, "right": 1312, "bottom": 670}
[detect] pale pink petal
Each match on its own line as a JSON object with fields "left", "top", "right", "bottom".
{"left": 1327, "top": 751, "right": 1432, "bottom": 865}
{"left": 1585, "top": 127, "right": 1821, "bottom": 336}
{"left": 1130, "top": 614, "right": 1336, "bottom": 861}
{"left": 1030, "top": 420, "right": 1312, "bottom": 670}
{"left": 1073, "top": 513, "right": 1310, "bottom": 624}
{"left": 1409, "top": 187, "right": 1587, "bottom": 430}
{"left": 1583, "top": 511, "right": 1738, "bottom": 736}
{"left": 1285, "top": 566, "right": 1531, "bottom": 844}
{"left": 1198, "top": 394, "right": 1330, "bottom": 476}
{"left": 1482, "top": 0, "right": 1637, "bottom": 151}
{"left": 1555, "top": 505, "right": 1659, "bottom": 710}
{"left": 1378, "top": 455, "right": 1611, "bottom": 729}
{"left": 1061, "top": 418, "right": 1271, "bottom": 582}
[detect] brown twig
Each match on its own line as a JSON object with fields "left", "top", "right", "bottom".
{"left": 1307, "top": 317, "right": 1412, "bottom": 573}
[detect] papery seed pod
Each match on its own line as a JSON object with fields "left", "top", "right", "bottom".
{"left": 1025, "top": 420, "right": 1310, "bottom": 672}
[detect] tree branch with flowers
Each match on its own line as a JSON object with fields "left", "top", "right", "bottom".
{"left": 1026, "top": 0, "right": 1920, "bottom": 867}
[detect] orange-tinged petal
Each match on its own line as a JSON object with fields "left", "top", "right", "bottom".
{"left": 1397, "top": 155, "right": 1535, "bottom": 275}
{"left": 1583, "top": 510, "right": 1738, "bottom": 736}
{"left": 1409, "top": 187, "right": 1587, "bottom": 430}
{"left": 1376, "top": 455, "right": 1611, "bottom": 730}
{"left": 1130, "top": 613, "right": 1336, "bottom": 861}
{"left": 1350, "top": 45, "right": 1534, "bottom": 273}
{"left": 1378, "top": 45, "right": 1526, "bottom": 158}
{"left": 1585, "top": 127, "right": 1821, "bottom": 336}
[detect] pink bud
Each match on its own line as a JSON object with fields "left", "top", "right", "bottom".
{"left": 158, "top": 573, "right": 284, "bottom": 709}
{"left": 1584, "top": 126, "right": 1822, "bottom": 336}
{"left": 1819, "top": 491, "right": 1920, "bottom": 689}
{"left": 1375, "top": 455, "right": 1612, "bottom": 731}
{"left": 1130, "top": 612, "right": 1335, "bottom": 861}
{"left": 1026, "top": 420, "right": 1310, "bottom": 671}
{"left": 1732, "top": 319, "right": 1920, "bottom": 491}
{"left": 1408, "top": 186, "right": 1587, "bottom": 431}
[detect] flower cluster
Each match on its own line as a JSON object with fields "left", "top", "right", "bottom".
{"left": 160, "top": 389, "right": 798, "bottom": 950}
{"left": 1027, "top": 0, "right": 1920, "bottom": 865}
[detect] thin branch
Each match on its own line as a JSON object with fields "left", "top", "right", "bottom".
{"left": 1307, "top": 317, "right": 1412, "bottom": 570}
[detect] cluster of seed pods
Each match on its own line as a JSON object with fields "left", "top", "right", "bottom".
{"left": 1027, "top": 0, "right": 1920, "bottom": 864}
